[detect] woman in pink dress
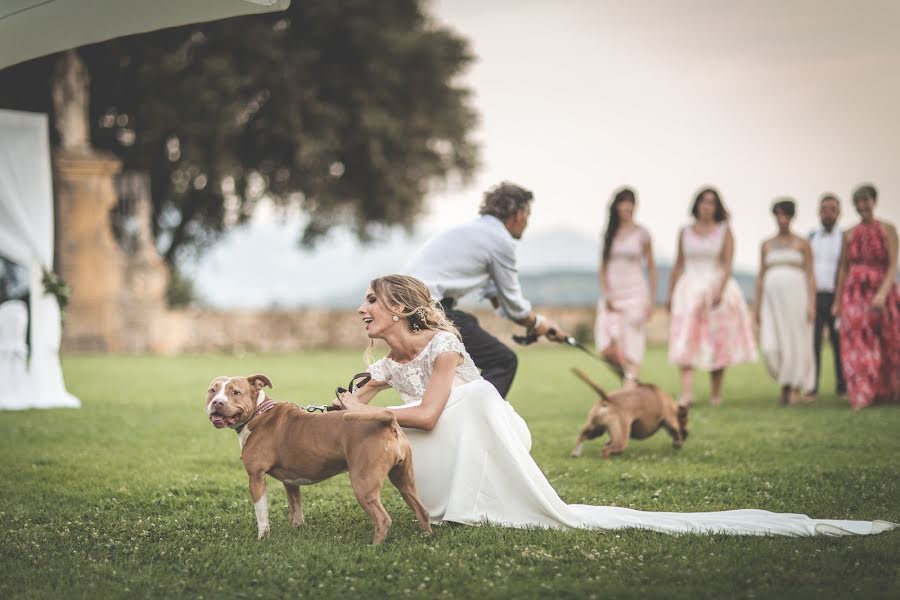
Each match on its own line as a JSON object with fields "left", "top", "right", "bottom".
{"left": 595, "top": 188, "right": 657, "bottom": 387}
{"left": 666, "top": 188, "right": 756, "bottom": 407}
{"left": 832, "top": 184, "right": 900, "bottom": 410}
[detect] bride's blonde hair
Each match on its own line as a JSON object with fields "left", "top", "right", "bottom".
{"left": 365, "top": 274, "right": 461, "bottom": 363}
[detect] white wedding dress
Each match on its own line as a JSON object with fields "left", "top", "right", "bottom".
{"left": 368, "top": 332, "right": 896, "bottom": 536}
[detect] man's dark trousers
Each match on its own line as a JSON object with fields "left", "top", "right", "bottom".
{"left": 441, "top": 300, "right": 517, "bottom": 398}
{"left": 812, "top": 291, "right": 846, "bottom": 395}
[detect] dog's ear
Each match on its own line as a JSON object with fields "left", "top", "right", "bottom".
{"left": 247, "top": 374, "right": 273, "bottom": 392}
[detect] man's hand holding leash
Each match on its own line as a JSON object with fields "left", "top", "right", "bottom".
{"left": 526, "top": 312, "right": 569, "bottom": 343}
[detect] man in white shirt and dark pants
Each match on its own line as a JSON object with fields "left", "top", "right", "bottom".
{"left": 808, "top": 194, "right": 847, "bottom": 398}
{"left": 405, "top": 182, "right": 568, "bottom": 398}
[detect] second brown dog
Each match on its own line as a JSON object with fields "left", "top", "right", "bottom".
{"left": 570, "top": 368, "right": 688, "bottom": 459}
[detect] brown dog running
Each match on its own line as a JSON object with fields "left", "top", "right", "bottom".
{"left": 570, "top": 368, "right": 688, "bottom": 459}
{"left": 205, "top": 374, "right": 431, "bottom": 544}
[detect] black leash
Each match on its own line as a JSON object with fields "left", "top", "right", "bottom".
{"left": 302, "top": 372, "right": 372, "bottom": 413}
{"left": 511, "top": 329, "right": 626, "bottom": 379}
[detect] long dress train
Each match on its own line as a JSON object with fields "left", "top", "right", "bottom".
{"left": 369, "top": 332, "right": 896, "bottom": 536}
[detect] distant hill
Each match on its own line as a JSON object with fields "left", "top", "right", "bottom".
{"left": 188, "top": 222, "right": 772, "bottom": 309}
{"left": 323, "top": 263, "right": 757, "bottom": 309}
{"left": 516, "top": 265, "right": 757, "bottom": 308}
{"left": 452, "top": 264, "right": 757, "bottom": 309}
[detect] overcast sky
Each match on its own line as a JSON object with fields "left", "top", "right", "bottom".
{"left": 190, "top": 0, "right": 900, "bottom": 307}
{"left": 423, "top": 0, "right": 900, "bottom": 260}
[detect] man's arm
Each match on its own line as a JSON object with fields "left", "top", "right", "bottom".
{"left": 489, "top": 237, "right": 568, "bottom": 340}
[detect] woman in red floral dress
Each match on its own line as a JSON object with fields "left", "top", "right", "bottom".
{"left": 833, "top": 184, "right": 900, "bottom": 409}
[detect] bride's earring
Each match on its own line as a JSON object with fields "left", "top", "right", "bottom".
{"left": 392, "top": 315, "right": 399, "bottom": 322}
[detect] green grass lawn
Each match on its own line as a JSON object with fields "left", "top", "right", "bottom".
{"left": 1, "top": 346, "right": 898, "bottom": 599}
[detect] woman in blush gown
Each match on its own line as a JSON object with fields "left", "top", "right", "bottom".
{"left": 335, "top": 274, "right": 896, "bottom": 536}
{"left": 594, "top": 188, "right": 657, "bottom": 388}
{"left": 666, "top": 188, "right": 756, "bottom": 407}
{"left": 833, "top": 185, "right": 900, "bottom": 409}
{"left": 754, "top": 199, "right": 816, "bottom": 405}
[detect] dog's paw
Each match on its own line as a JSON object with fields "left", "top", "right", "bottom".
{"left": 257, "top": 527, "right": 270, "bottom": 540}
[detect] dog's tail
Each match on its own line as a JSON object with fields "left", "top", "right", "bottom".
{"left": 571, "top": 368, "right": 610, "bottom": 403}
{"left": 342, "top": 410, "right": 396, "bottom": 426}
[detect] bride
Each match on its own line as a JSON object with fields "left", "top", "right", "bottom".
{"left": 336, "top": 274, "right": 895, "bottom": 536}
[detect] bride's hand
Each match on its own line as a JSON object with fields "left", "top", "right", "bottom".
{"left": 333, "top": 390, "right": 362, "bottom": 410}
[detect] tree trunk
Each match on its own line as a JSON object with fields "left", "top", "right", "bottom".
{"left": 51, "top": 49, "right": 91, "bottom": 152}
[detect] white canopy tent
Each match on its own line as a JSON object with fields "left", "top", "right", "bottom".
{"left": 0, "top": 0, "right": 291, "bottom": 70}
{"left": 0, "top": 1, "right": 290, "bottom": 409}
{"left": 0, "top": 109, "right": 79, "bottom": 409}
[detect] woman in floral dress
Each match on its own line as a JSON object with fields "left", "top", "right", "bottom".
{"left": 666, "top": 188, "right": 756, "bottom": 407}
{"left": 833, "top": 185, "right": 900, "bottom": 409}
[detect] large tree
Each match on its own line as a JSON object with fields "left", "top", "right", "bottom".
{"left": 0, "top": 0, "right": 479, "bottom": 264}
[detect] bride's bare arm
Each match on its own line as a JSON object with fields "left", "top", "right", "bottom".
{"left": 387, "top": 352, "right": 459, "bottom": 431}
{"left": 354, "top": 381, "right": 389, "bottom": 405}
{"left": 335, "top": 352, "right": 460, "bottom": 430}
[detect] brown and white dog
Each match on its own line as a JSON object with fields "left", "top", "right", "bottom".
{"left": 570, "top": 368, "right": 688, "bottom": 459}
{"left": 205, "top": 374, "right": 431, "bottom": 544}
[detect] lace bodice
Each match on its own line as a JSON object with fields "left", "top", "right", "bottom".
{"left": 367, "top": 331, "right": 483, "bottom": 404}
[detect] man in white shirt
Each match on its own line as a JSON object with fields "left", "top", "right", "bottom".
{"left": 405, "top": 182, "right": 568, "bottom": 398}
{"left": 808, "top": 193, "right": 846, "bottom": 398}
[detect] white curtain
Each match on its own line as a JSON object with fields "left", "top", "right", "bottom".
{"left": 0, "top": 108, "right": 79, "bottom": 410}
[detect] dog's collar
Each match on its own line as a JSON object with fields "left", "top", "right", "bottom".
{"left": 235, "top": 392, "right": 277, "bottom": 434}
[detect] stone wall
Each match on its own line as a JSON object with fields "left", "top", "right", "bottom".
{"left": 156, "top": 306, "right": 673, "bottom": 354}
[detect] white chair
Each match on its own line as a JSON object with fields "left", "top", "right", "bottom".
{"left": 0, "top": 299, "right": 30, "bottom": 409}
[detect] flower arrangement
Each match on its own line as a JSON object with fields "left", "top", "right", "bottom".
{"left": 42, "top": 269, "right": 72, "bottom": 311}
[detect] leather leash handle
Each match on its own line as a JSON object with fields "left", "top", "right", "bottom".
{"left": 512, "top": 328, "right": 558, "bottom": 346}
{"left": 512, "top": 327, "right": 626, "bottom": 379}
{"left": 332, "top": 372, "right": 372, "bottom": 410}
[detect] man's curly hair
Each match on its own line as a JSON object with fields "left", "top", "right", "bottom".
{"left": 479, "top": 182, "right": 534, "bottom": 221}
